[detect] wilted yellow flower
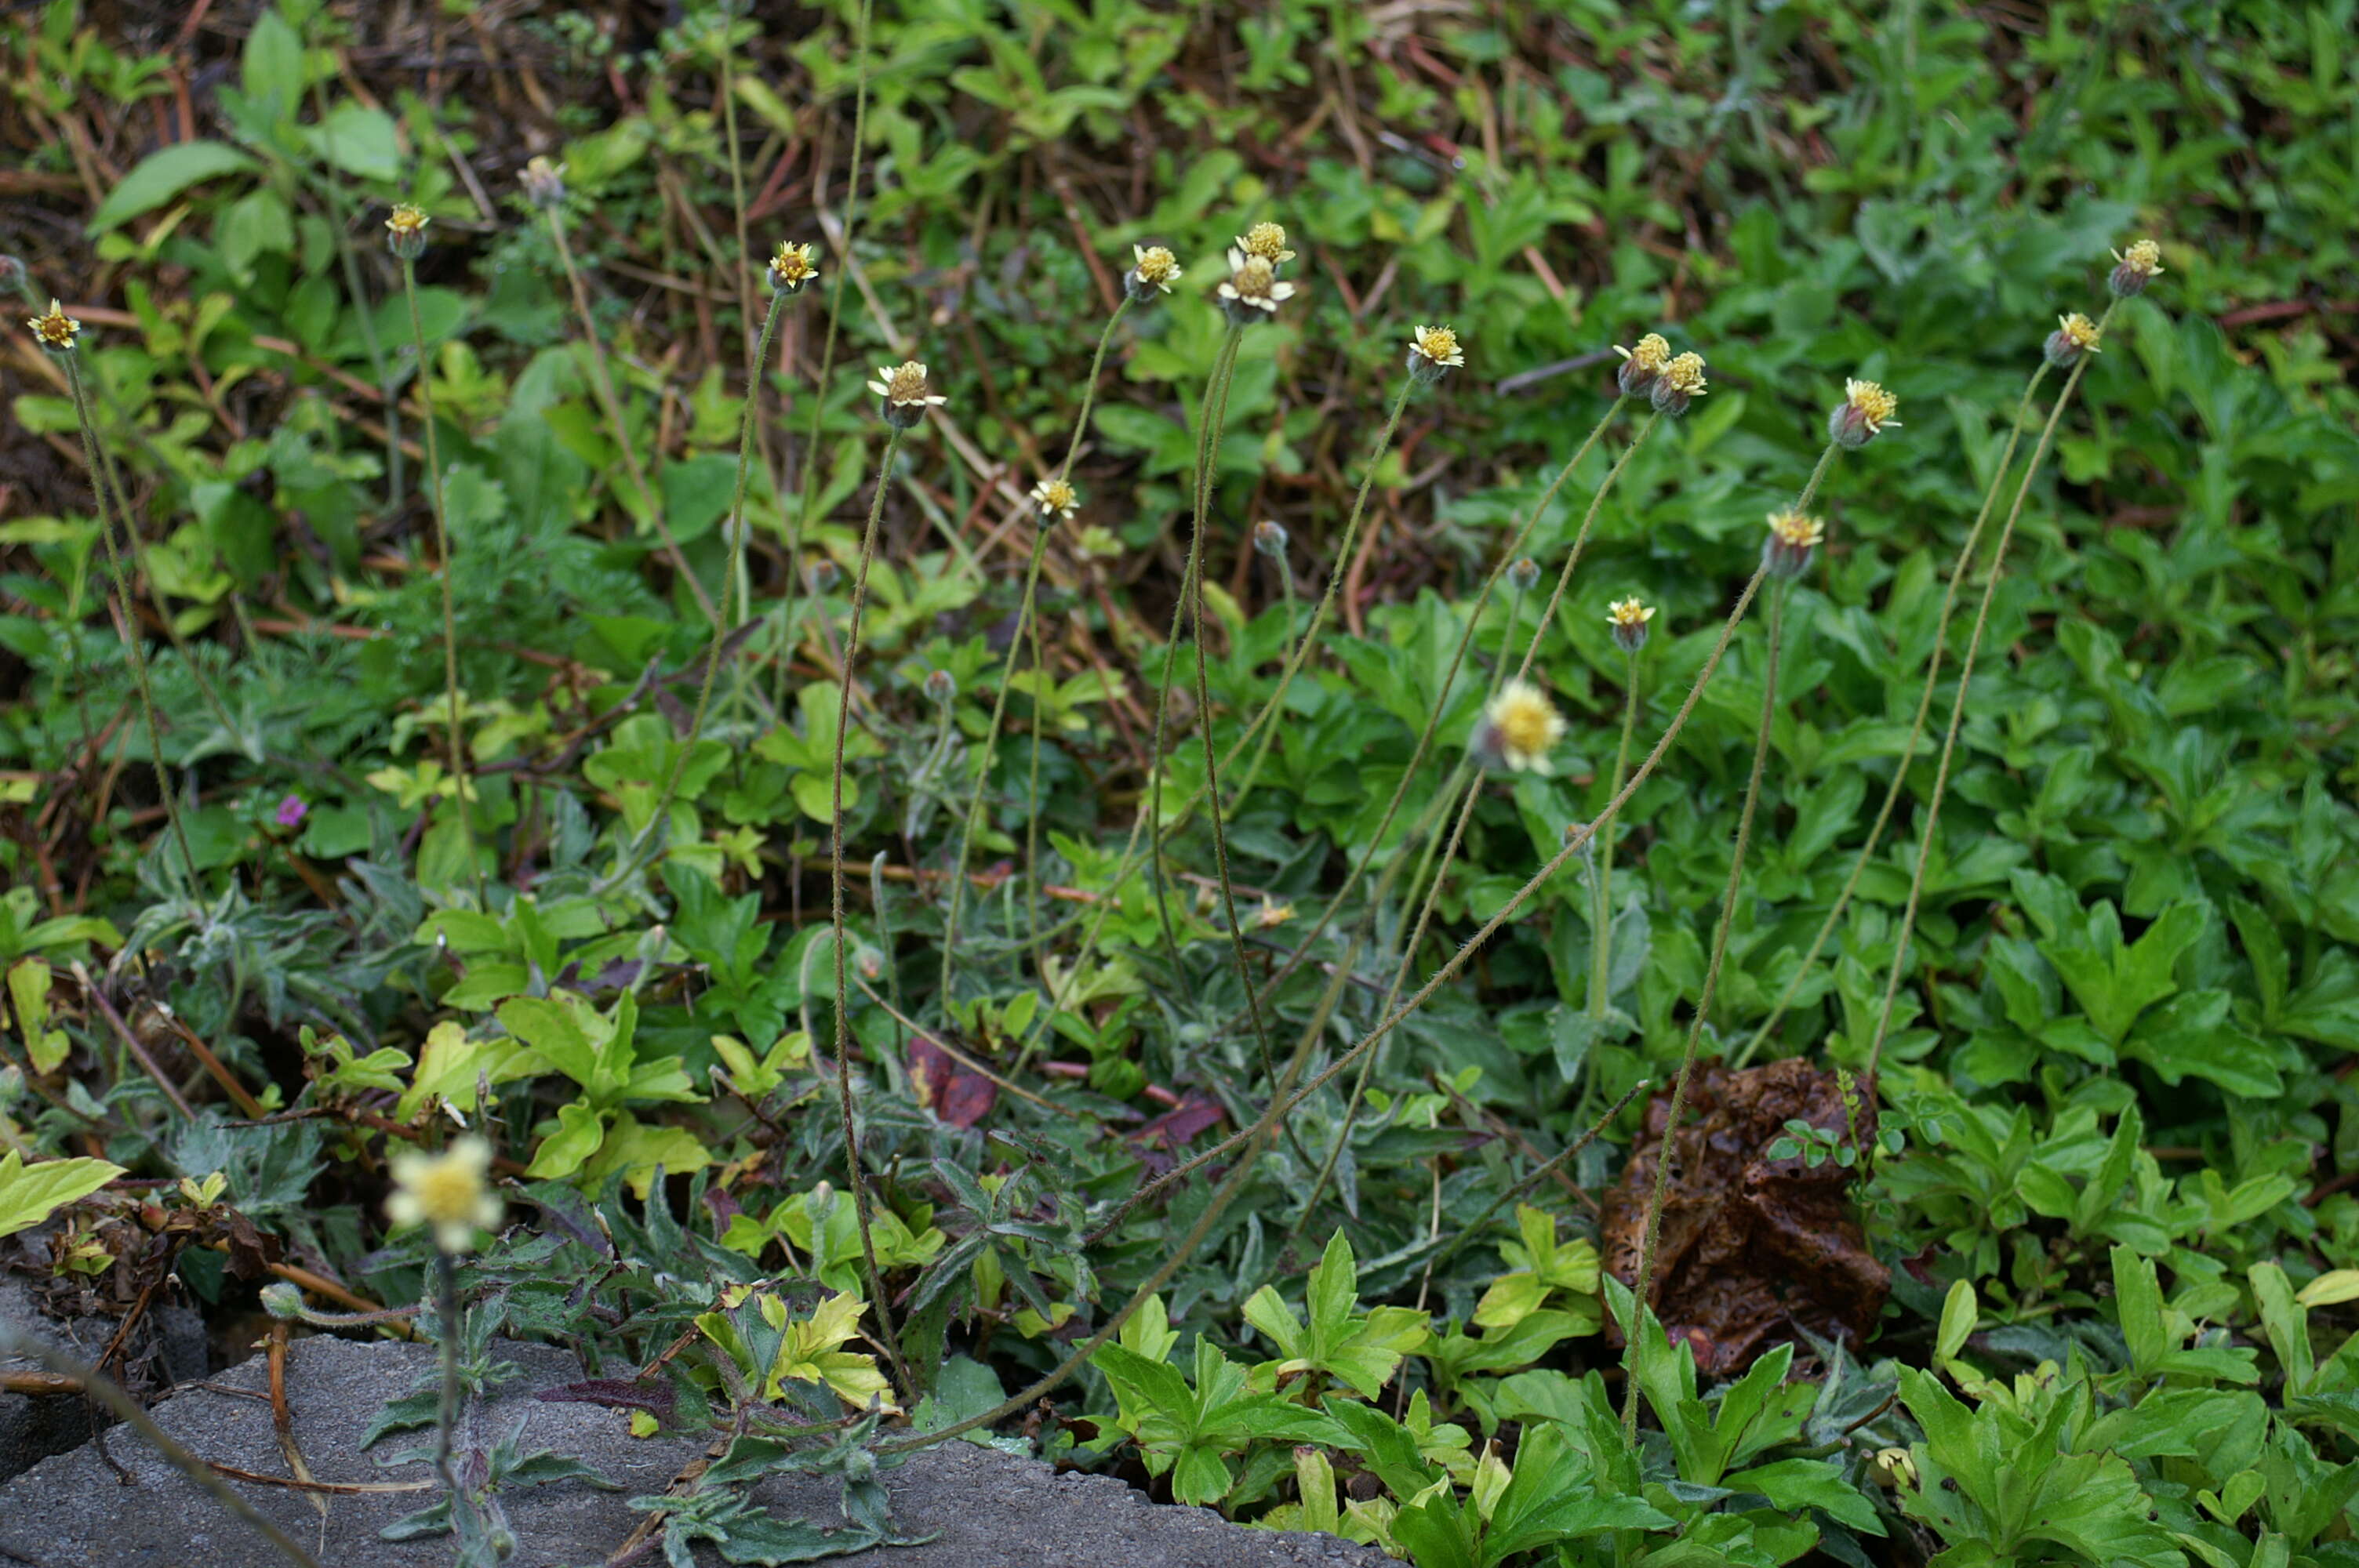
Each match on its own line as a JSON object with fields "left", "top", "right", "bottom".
{"left": 1030, "top": 477, "right": 1078, "bottom": 520}
{"left": 386, "top": 1137, "right": 503, "bottom": 1254}
{"left": 1475, "top": 679, "right": 1566, "bottom": 774}
{"left": 1236, "top": 222, "right": 1296, "bottom": 267}
{"left": 1255, "top": 899, "right": 1296, "bottom": 928}
{"left": 1127, "top": 245, "right": 1181, "bottom": 300}
{"left": 868, "top": 361, "right": 947, "bottom": 427}
{"left": 26, "top": 299, "right": 79, "bottom": 351}
{"left": 769, "top": 241, "right": 820, "bottom": 296}
{"left": 1408, "top": 324, "right": 1465, "bottom": 383}
{"left": 1829, "top": 378, "right": 1901, "bottom": 448}
{"left": 1873, "top": 1446, "right": 1918, "bottom": 1490}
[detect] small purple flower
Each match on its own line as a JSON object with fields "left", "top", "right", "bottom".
{"left": 274, "top": 793, "right": 308, "bottom": 829}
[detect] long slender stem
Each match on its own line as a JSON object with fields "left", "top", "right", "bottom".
{"left": 1143, "top": 326, "right": 1243, "bottom": 975}
{"left": 726, "top": 293, "right": 791, "bottom": 726}
{"left": 404, "top": 259, "right": 485, "bottom": 905}
{"left": 782, "top": 0, "right": 878, "bottom": 654}
{"left": 1623, "top": 578, "right": 1786, "bottom": 1432}
{"left": 1223, "top": 561, "right": 1296, "bottom": 812}
{"left": 1590, "top": 648, "right": 1641, "bottom": 1020}
{"left": 940, "top": 299, "right": 1130, "bottom": 999}
{"left": 1739, "top": 364, "right": 2053, "bottom": 1062}
{"left": 1514, "top": 411, "right": 1658, "bottom": 681}
{"left": 67, "top": 358, "right": 193, "bottom": 880}
{"left": 544, "top": 210, "right": 720, "bottom": 630}
{"left": 1866, "top": 326, "right": 2109, "bottom": 1088}
{"left": 831, "top": 423, "right": 911, "bottom": 1400}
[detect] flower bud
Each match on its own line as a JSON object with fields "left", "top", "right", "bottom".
{"left": 1507, "top": 557, "right": 1541, "bottom": 593}
{"left": 0, "top": 255, "right": 27, "bottom": 296}
{"left": 924, "top": 669, "right": 957, "bottom": 705}
{"left": 805, "top": 559, "right": 840, "bottom": 593}
{"left": 1252, "top": 519, "right": 1289, "bottom": 559}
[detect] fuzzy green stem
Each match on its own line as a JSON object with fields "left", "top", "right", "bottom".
{"left": 831, "top": 422, "right": 911, "bottom": 1401}
{"left": 1623, "top": 578, "right": 1786, "bottom": 1433}
{"left": 1866, "top": 325, "right": 2109, "bottom": 1089}
{"left": 1514, "top": 410, "right": 1658, "bottom": 681}
{"left": 726, "top": 292, "right": 791, "bottom": 724}
{"left": 432, "top": 1251, "right": 463, "bottom": 1495}
{"left": 1739, "top": 362, "right": 2054, "bottom": 1065}
{"left": 405, "top": 259, "right": 486, "bottom": 905}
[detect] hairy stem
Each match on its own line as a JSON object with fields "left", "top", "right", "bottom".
{"left": 1590, "top": 648, "right": 1642, "bottom": 1020}
{"left": 831, "top": 423, "right": 911, "bottom": 1399}
{"left": 940, "top": 299, "right": 1130, "bottom": 999}
{"left": 1866, "top": 324, "right": 2110, "bottom": 1088}
{"left": 1739, "top": 364, "right": 2054, "bottom": 1062}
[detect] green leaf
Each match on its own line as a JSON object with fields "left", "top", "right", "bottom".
{"left": 89, "top": 142, "right": 261, "bottom": 234}
{"left": 304, "top": 104, "right": 401, "bottom": 181}
{"left": 0, "top": 1151, "right": 125, "bottom": 1240}
{"left": 525, "top": 1101, "right": 607, "bottom": 1181}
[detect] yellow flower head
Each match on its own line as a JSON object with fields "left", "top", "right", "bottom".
{"left": 1606, "top": 597, "right": 1656, "bottom": 630}
{"left": 1218, "top": 249, "right": 1297, "bottom": 321}
{"left": 1614, "top": 334, "right": 1671, "bottom": 372}
{"left": 1845, "top": 379, "right": 1899, "bottom": 431}
{"left": 1030, "top": 477, "right": 1079, "bottom": 520}
{"left": 769, "top": 241, "right": 820, "bottom": 296}
{"left": 1478, "top": 679, "right": 1567, "bottom": 774}
{"left": 1659, "top": 352, "right": 1708, "bottom": 396}
{"left": 384, "top": 203, "right": 430, "bottom": 241}
{"left": 2110, "top": 238, "right": 2165, "bottom": 294}
{"left": 1768, "top": 510, "right": 1826, "bottom": 550}
{"left": 520, "top": 156, "right": 568, "bottom": 209}
{"left": 1408, "top": 324, "right": 1464, "bottom": 383}
{"left": 1128, "top": 245, "right": 1182, "bottom": 299}
{"left": 1236, "top": 222, "right": 1296, "bottom": 267}
{"left": 386, "top": 1136, "right": 503, "bottom": 1254}
{"left": 868, "top": 361, "right": 947, "bottom": 426}
{"left": 26, "top": 299, "right": 79, "bottom": 351}
{"left": 2057, "top": 312, "right": 2102, "bottom": 352}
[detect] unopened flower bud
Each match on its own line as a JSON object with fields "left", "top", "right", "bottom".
{"left": 1507, "top": 557, "right": 1541, "bottom": 593}
{"left": 0, "top": 255, "right": 27, "bottom": 296}
{"left": 805, "top": 559, "right": 840, "bottom": 593}
{"left": 1252, "top": 519, "right": 1289, "bottom": 559}
{"left": 924, "top": 669, "right": 957, "bottom": 705}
